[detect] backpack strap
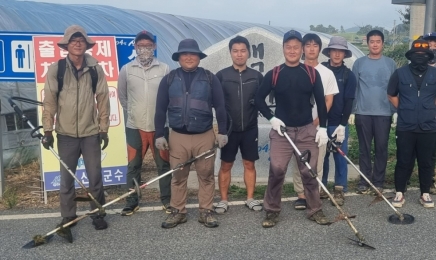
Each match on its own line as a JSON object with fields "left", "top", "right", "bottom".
{"left": 57, "top": 59, "right": 98, "bottom": 98}
{"left": 57, "top": 58, "right": 67, "bottom": 98}
{"left": 89, "top": 66, "right": 98, "bottom": 94}
{"left": 269, "top": 65, "right": 283, "bottom": 104}
{"left": 304, "top": 64, "right": 316, "bottom": 85}
{"left": 301, "top": 64, "right": 317, "bottom": 107}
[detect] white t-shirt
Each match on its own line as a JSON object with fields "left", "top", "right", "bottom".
{"left": 312, "top": 63, "right": 339, "bottom": 120}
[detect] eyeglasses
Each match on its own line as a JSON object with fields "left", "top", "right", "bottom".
{"left": 136, "top": 44, "right": 154, "bottom": 49}
{"left": 69, "top": 38, "right": 86, "bottom": 45}
{"left": 413, "top": 42, "right": 429, "bottom": 48}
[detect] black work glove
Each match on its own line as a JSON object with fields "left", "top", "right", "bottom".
{"left": 99, "top": 132, "right": 109, "bottom": 150}
{"left": 42, "top": 131, "right": 54, "bottom": 150}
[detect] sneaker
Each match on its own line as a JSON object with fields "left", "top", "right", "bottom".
{"left": 121, "top": 204, "right": 139, "bottom": 216}
{"left": 356, "top": 185, "right": 369, "bottom": 194}
{"left": 392, "top": 192, "right": 405, "bottom": 208}
{"left": 420, "top": 193, "right": 435, "bottom": 208}
{"left": 92, "top": 216, "right": 108, "bottom": 230}
{"left": 294, "top": 198, "right": 307, "bottom": 210}
{"left": 161, "top": 209, "right": 187, "bottom": 229}
{"left": 319, "top": 189, "right": 329, "bottom": 199}
{"left": 59, "top": 216, "right": 78, "bottom": 228}
{"left": 198, "top": 210, "right": 219, "bottom": 228}
{"left": 162, "top": 203, "right": 172, "bottom": 214}
{"left": 369, "top": 187, "right": 383, "bottom": 196}
{"left": 262, "top": 212, "right": 280, "bottom": 228}
{"left": 332, "top": 186, "right": 344, "bottom": 206}
{"left": 309, "top": 210, "right": 330, "bottom": 225}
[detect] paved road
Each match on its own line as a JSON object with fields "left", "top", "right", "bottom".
{"left": 0, "top": 189, "right": 434, "bottom": 260}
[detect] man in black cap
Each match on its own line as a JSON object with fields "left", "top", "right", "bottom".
{"left": 388, "top": 39, "right": 436, "bottom": 209}
{"left": 118, "top": 30, "right": 172, "bottom": 216}
{"left": 255, "top": 30, "right": 329, "bottom": 228}
{"left": 423, "top": 32, "right": 436, "bottom": 67}
{"left": 155, "top": 39, "right": 228, "bottom": 228}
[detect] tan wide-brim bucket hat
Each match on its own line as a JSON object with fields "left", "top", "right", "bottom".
{"left": 57, "top": 25, "right": 95, "bottom": 50}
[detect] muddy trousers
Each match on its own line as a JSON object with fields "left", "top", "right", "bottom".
{"left": 169, "top": 129, "right": 216, "bottom": 214}
{"left": 57, "top": 134, "right": 105, "bottom": 218}
{"left": 263, "top": 124, "right": 322, "bottom": 217}
{"left": 125, "top": 127, "right": 171, "bottom": 206}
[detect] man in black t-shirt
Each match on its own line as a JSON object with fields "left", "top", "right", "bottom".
{"left": 255, "top": 30, "right": 330, "bottom": 228}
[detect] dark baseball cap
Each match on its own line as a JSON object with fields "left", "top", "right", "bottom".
{"left": 135, "top": 30, "right": 155, "bottom": 43}
{"left": 283, "top": 30, "right": 303, "bottom": 43}
{"left": 423, "top": 32, "right": 436, "bottom": 40}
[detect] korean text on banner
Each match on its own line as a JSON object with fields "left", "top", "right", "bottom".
{"left": 32, "top": 35, "right": 128, "bottom": 192}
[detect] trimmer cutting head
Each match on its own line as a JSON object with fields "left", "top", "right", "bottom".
{"left": 388, "top": 214, "right": 415, "bottom": 225}
{"left": 22, "top": 234, "right": 54, "bottom": 249}
{"left": 347, "top": 237, "right": 376, "bottom": 250}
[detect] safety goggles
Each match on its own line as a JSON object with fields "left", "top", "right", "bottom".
{"left": 413, "top": 42, "right": 429, "bottom": 49}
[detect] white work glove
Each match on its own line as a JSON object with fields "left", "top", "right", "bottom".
{"left": 332, "top": 125, "right": 346, "bottom": 143}
{"left": 315, "top": 127, "right": 328, "bottom": 147}
{"left": 391, "top": 113, "right": 398, "bottom": 128}
{"left": 216, "top": 134, "right": 228, "bottom": 148}
{"left": 155, "top": 137, "right": 169, "bottom": 151}
{"left": 270, "top": 117, "right": 285, "bottom": 136}
{"left": 348, "top": 114, "right": 355, "bottom": 125}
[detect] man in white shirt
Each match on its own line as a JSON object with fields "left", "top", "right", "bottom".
{"left": 292, "top": 33, "right": 339, "bottom": 210}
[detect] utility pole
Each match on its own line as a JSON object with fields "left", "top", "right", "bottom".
{"left": 424, "top": 0, "right": 436, "bottom": 33}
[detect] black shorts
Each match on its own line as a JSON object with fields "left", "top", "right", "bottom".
{"left": 220, "top": 126, "right": 259, "bottom": 162}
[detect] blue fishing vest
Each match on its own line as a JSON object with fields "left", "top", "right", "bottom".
{"left": 168, "top": 68, "right": 213, "bottom": 133}
{"left": 397, "top": 66, "right": 436, "bottom": 131}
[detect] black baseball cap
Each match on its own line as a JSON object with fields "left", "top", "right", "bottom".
{"left": 283, "top": 30, "right": 303, "bottom": 43}
{"left": 135, "top": 30, "right": 155, "bottom": 43}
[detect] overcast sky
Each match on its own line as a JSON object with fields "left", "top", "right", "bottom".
{"left": 25, "top": 0, "right": 406, "bottom": 30}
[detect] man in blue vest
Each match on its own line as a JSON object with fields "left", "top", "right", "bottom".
{"left": 154, "top": 39, "right": 228, "bottom": 228}
{"left": 388, "top": 39, "right": 436, "bottom": 208}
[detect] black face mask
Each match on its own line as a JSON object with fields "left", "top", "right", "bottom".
{"left": 409, "top": 52, "right": 430, "bottom": 72}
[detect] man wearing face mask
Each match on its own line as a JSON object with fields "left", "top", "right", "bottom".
{"left": 387, "top": 39, "right": 436, "bottom": 209}
{"left": 118, "top": 30, "right": 172, "bottom": 216}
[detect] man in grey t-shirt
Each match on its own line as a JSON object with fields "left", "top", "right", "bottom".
{"left": 349, "top": 30, "right": 396, "bottom": 194}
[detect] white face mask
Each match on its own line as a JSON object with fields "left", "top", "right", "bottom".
{"left": 136, "top": 47, "right": 154, "bottom": 66}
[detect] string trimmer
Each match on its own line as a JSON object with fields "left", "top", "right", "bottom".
{"left": 22, "top": 145, "right": 217, "bottom": 249}
{"left": 327, "top": 138, "right": 415, "bottom": 225}
{"left": 8, "top": 97, "right": 105, "bottom": 211}
{"left": 281, "top": 126, "right": 375, "bottom": 249}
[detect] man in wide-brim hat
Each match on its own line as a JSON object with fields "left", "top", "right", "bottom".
{"left": 320, "top": 36, "right": 357, "bottom": 206}
{"left": 42, "top": 25, "right": 110, "bottom": 230}
{"left": 155, "top": 39, "right": 228, "bottom": 229}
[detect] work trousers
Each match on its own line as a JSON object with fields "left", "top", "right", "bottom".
{"left": 169, "top": 129, "right": 216, "bottom": 214}
{"left": 355, "top": 115, "right": 391, "bottom": 188}
{"left": 394, "top": 131, "right": 436, "bottom": 194}
{"left": 57, "top": 134, "right": 105, "bottom": 218}
{"left": 125, "top": 127, "right": 171, "bottom": 206}
{"left": 263, "top": 124, "right": 322, "bottom": 217}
